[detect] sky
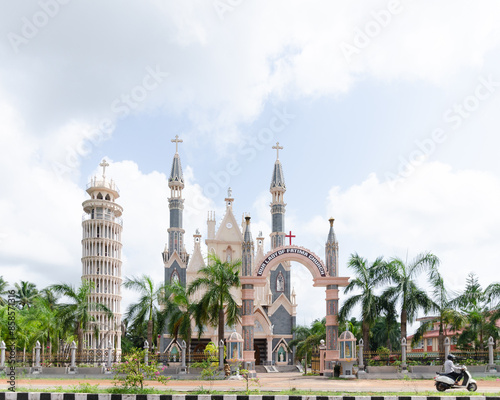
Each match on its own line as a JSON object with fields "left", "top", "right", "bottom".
{"left": 1, "top": 1, "right": 500, "bottom": 333}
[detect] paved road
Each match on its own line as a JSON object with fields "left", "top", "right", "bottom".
{"left": 5, "top": 373, "right": 500, "bottom": 393}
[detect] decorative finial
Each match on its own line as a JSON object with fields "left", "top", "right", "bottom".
{"left": 345, "top": 321, "right": 349, "bottom": 332}
{"left": 245, "top": 216, "right": 251, "bottom": 225}
{"left": 228, "top": 187, "right": 232, "bottom": 198}
{"left": 258, "top": 231, "right": 263, "bottom": 237}
{"left": 171, "top": 135, "right": 183, "bottom": 153}
{"left": 195, "top": 228, "right": 200, "bottom": 235}
{"left": 272, "top": 142, "right": 283, "bottom": 160}
{"left": 99, "top": 159, "right": 109, "bottom": 179}
{"left": 329, "top": 217, "right": 335, "bottom": 227}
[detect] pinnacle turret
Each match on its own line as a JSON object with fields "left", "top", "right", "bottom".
{"left": 270, "top": 142, "right": 286, "bottom": 249}
{"left": 325, "top": 217, "right": 339, "bottom": 277}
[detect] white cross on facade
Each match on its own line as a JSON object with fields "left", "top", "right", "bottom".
{"left": 272, "top": 142, "right": 283, "bottom": 159}
{"left": 99, "top": 159, "right": 109, "bottom": 179}
{"left": 171, "top": 135, "right": 183, "bottom": 153}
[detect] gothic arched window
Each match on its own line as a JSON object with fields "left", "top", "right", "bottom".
{"left": 276, "top": 272, "right": 284, "bottom": 292}
{"left": 171, "top": 270, "right": 180, "bottom": 284}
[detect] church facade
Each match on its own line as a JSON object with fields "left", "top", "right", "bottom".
{"left": 160, "top": 138, "right": 340, "bottom": 366}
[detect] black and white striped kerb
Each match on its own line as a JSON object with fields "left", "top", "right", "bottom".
{"left": 0, "top": 395, "right": 499, "bottom": 400}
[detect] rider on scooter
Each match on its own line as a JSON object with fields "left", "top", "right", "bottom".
{"left": 444, "top": 354, "right": 463, "bottom": 383}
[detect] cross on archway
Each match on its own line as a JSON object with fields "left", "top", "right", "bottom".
{"left": 285, "top": 231, "right": 296, "bottom": 246}
{"left": 99, "top": 159, "right": 109, "bottom": 179}
{"left": 171, "top": 135, "right": 183, "bottom": 153}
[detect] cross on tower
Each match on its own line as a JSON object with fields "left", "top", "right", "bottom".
{"left": 99, "top": 159, "right": 109, "bottom": 179}
{"left": 171, "top": 135, "right": 183, "bottom": 153}
{"left": 272, "top": 142, "right": 283, "bottom": 159}
{"left": 285, "top": 230, "right": 296, "bottom": 246}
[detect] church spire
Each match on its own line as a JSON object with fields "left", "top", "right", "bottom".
{"left": 325, "top": 217, "right": 339, "bottom": 277}
{"left": 164, "top": 135, "right": 186, "bottom": 262}
{"left": 169, "top": 135, "right": 184, "bottom": 188}
{"left": 270, "top": 142, "right": 286, "bottom": 249}
{"left": 242, "top": 216, "right": 254, "bottom": 276}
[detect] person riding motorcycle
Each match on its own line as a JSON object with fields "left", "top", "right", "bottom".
{"left": 444, "top": 354, "right": 463, "bottom": 383}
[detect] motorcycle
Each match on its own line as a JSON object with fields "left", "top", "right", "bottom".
{"left": 434, "top": 365, "right": 477, "bottom": 392}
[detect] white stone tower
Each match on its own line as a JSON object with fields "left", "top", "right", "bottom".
{"left": 81, "top": 159, "right": 123, "bottom": 353}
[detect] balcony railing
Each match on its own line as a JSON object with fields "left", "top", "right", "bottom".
{"left": 86, "top": 177, "right": 120, "bottom": 194}
{"left": 82, "top": 213, "right": 123, "bottom": 226}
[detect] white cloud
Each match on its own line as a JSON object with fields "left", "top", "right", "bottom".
{"left": 321, "top": 161, "right": 500, "bottom": 310}
{"left": 2, "top": 0, "right": 500, "bottom": 160}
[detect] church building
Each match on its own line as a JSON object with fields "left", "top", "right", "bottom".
{"left": 160, "top": 137, "right": 340, "bottom": 366}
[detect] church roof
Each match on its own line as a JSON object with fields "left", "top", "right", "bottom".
{"left": 169, "top": 153, "right": 184, "bottom": 186}
{"left": 270, "top": 160, "right": 286, "bottom": 191}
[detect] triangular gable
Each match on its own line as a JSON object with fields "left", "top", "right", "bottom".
{"left": 187, "top": 244, "right": 205, "bottom": 272}
{"left": 272, "top": 338, "right": 289, "bottom": 352}
{"left": 164, "top": 250, "right": 186, "bottom": 269}
{"left": 268, "top": 293, "right": 293, "bottom": 317}
{"left": 214, "top": 208, "right": 244, "bottom": 243}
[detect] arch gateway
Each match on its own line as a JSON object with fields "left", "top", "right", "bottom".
{"left": 160, "top": 139, "right": 349, "bottom": 377}
{"left": 241, "top": 242, "right": 349, "bottom": 376}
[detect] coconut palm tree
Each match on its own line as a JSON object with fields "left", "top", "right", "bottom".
{"left": 51, "top": 281, "right": 113, "bottom": 353}
{"left": 382, "top": 252, "right": 440, "bottom": 343}
{"left": 15, "top": 281, "right": 39, "bottom": 309}
{"left": 411, "top": 267, "right": 466, "bottom": 352}
{"left": 288, "top": 318, "right": 326, "bottom": 371}
{"left": 0, "top": 276, "right": 8, "bottom": 306}
{"left": 123, "top": 275, "right": 170, "bottom": 347}
{"left": 339, "top": 253, "right": 386, "bottom": 352}
{"left": 188, "top": 253, "right": 241, "bottom": 344}
{"left": 164, "top": 280, "right": 204, "bottom": 351}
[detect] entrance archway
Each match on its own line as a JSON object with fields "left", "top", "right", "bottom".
{"left": 240, "top": 245, "right": 349, "bottom": 376}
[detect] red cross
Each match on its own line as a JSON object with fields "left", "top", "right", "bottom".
{"left": 285, "top": 231, "right": 296, "bottom": 246}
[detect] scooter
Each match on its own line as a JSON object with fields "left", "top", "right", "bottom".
{"left": 434, "top": 366, "right": 477, "bottom": 392}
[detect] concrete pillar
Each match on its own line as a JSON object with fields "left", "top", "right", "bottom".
{"left": 488, "top": 336, "right": 496, "bottom": 373}
{"left": 324, "top": 285, "right": 339, "bottom": 377}
{"left": 144, "top": 340, "right": 149, "bottom": 366}
{"left": 267, "top": 336, "right": 273, "bottom": 365}
{"left": 219, "top": 340, "right": 224, "bottom": 369}
{"left": 180, "top": 340, "right": 187, "bottom": 374}
{"left": 68, "top": 341, "right": 77, "bottom": 374}
{"left": 242, "top": 284, "right": 256, "bottom": 373}
{"left": 35, "top": 341, "right": 41, "bottom": 367}
{"left": 444, "top": 337, "right": 450, "bottom": 360}
{"left": 0, "top": 341, "right": 5, "bottom": 368}
{"left": 401, "top": 337, "right": 407, "bottom": 371}
{"left": 107, "top": 341, "right": 113, "bottom": 369}
{"left": 70, "top": 341, "right": 76, "bottom": 367}
{"left": 357, "top": 338, "right": 365, "bottom": 375}
{"left": 319, "top": 340, "right": 327, "bottom": 375}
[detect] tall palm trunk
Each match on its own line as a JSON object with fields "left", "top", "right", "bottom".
{"left": 362, "top": 320, "right": 369, "bottom": 366}
{"left": 401, "top": 309, "right": 407, "bottom": 343}
{"left": 218, "top": 308, "right": 225, "bottom": 346}
{"left": 77, "top": 325, "right": 84, "bottom": 354}
{"left": 147, "top": 319, "right": 153, "bottom": 348}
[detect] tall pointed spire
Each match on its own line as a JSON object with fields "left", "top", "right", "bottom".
{"left": 270, "top": 142, "right": 286, "bottom": 190}
{"left": 169, "top": 136, "right": 184, "bottom": 187}
{"left": 270, "top": 142, "right": 286, "bottom": 249}
{"left": 325, "top": 217, "right": 339, "bottom": 277}
{"left": 242, "top": 216, "right": 254, "bottom": 276}
{"left": 164, "top": 136, "right": 187, "bottom": 263}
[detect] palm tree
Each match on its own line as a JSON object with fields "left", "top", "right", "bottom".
{"left": 412, "top": 267, "right": 466, "bottom": 352}
{"left": 450, "top": 273, "right": 500, "bottom": 350}
{"left": 51, "top": 281, "right": 113, "bottom": 353}
{"left": 382, "top": 252, "right": 440, "bottom": 343}
{"left": 164, "top": 281, "right": 204, "bottom": 351}
{"left": 123, "top": 275, "right": 170, "bottom": 347}
{"left": 15, "top": 281, "right": 39, "bottom": 309}
{"left": 188, "top": 253, "right": 241, "bottom": 344}
{"left": 288, "top": 318, "right": 326, "bottom": 372}
{"left": 339, "top": 253, "right": 386, "bottom": 352}
{"left": 0, "top": 277, "right": 8, "bottom": 306}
